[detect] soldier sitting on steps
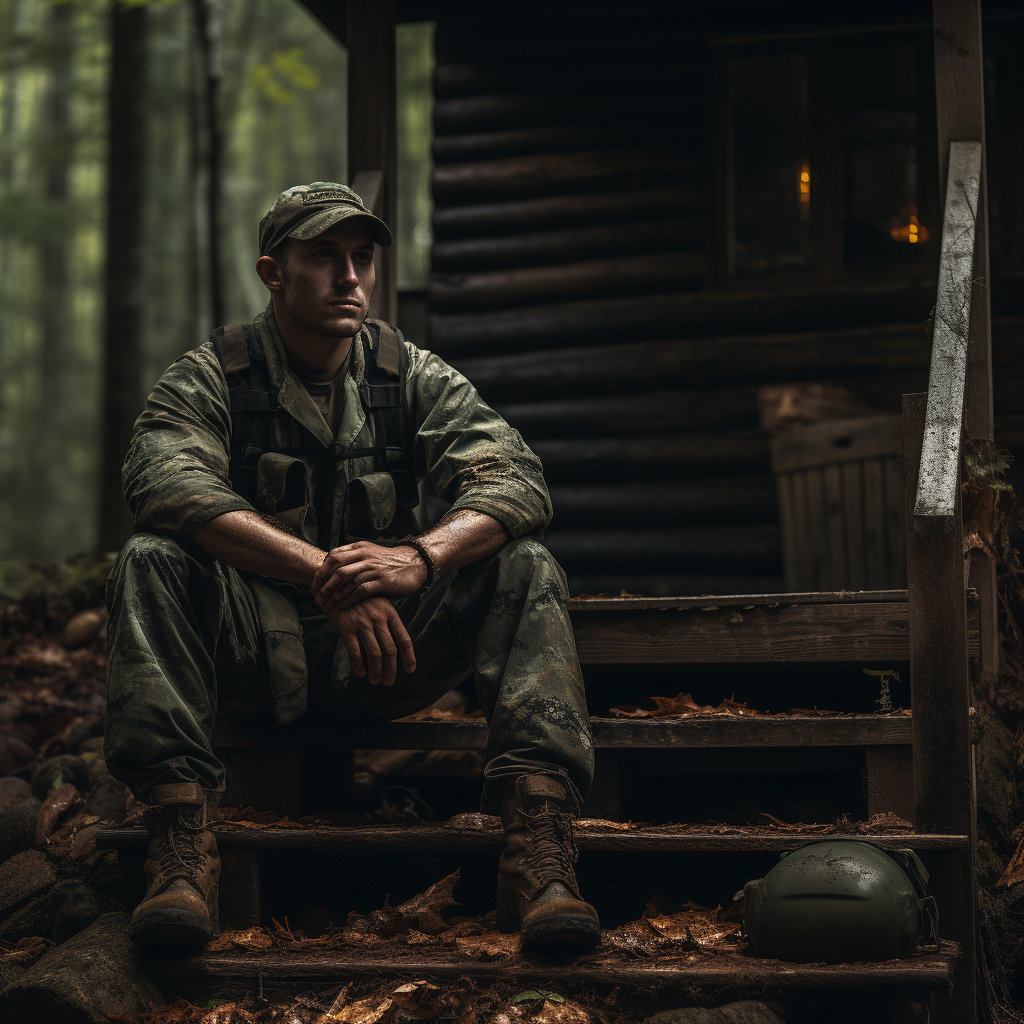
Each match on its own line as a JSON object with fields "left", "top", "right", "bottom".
{"left": 103, "top": 182, "right": 599, "bottom": 954}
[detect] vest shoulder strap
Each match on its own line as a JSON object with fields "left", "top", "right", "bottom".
{"left": 365, "top": 317, "right": 401, "bottom": 378}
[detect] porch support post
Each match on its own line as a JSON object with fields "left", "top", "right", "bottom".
{"left": 346, "top": 0, "right": 397, "bottom": 324}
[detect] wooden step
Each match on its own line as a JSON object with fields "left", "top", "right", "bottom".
{"left": 567, "top": 590, "right": 979, "bottom": 663}
{"left": 98, "top": 821, "right": 968, "bottom": 853}
{"left": 142, "top": 946, "right": 959, "bottom": 989}
{"left": 212, "top": 714, "right": 912, "bottom": 750}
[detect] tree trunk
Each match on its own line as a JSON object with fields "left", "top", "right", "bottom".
{"left": 189, "top": 0, "right": 223, "bottom": 343}
{"left": 35, "top": 1, "right": 73, "bottom": 544}
{"left": 98, "top": 3, "right": 147, "bottom": 555}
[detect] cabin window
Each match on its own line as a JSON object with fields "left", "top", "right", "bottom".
{"left": 729, "top": 54, "right": 811, "bottom": 278}
{"left": 717, "top": 33, "right": 937, "bottom": 287}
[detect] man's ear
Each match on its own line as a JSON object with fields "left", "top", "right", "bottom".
{"left": 256, "top": 255, "right": 284, "bottom": 292}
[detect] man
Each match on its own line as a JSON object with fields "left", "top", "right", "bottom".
{"left": 104, "top": 182, "right": 598, "bottom": 953}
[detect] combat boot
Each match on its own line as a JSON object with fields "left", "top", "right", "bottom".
{"left": 497, "top": 772, "right": 600, "bottom": 951}
{"left": 129, "top": 782, "right": 220, "bottom": 946}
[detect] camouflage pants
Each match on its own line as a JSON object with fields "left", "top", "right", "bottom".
{"left": 103, "top": 533, "right": 594, "bottom": 813}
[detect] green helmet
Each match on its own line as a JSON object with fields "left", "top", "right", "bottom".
{"left": 742, "top": 841, "right": 940, "bottom": 963}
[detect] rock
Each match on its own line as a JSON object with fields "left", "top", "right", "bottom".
{"left": 0, "top": 733, "right": 34, "bottom": 775}
{"left": 0, "top": 957, "right": 25, "bottom": 991}
{"left": 645, "top": 1004, "right": 785, "bottom": 1024}
{"left": 0, "top": 799, "right": 41, "bottom": 863}
{"left": 61, "top": 608, "right": 107, "bottom": 650}
{"left": 0, "top": 777, "right": 31, "bottom": 813}
{"left": 0, "top": 912, "right": 165, "bottom": 1023}
{"left": 48, "top": 881, "right": 105, "bottom": 944}
{"left": 31, "top": 757, "right": 89, "bottom": 802}
{"left": 84, "top": 778, "right": 127, "bottom": 824}
{"left": 0, "top": 893, "right": 50, "bottom": 943}
{"left": 0, "top": 850, "right": 56, "bottom": 917}
{"left": 976, "top": 715, "right": 1020, "bottom": 849}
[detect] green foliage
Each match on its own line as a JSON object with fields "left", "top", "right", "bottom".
{"left": 247, "top": 47, "right": 318, "bottom": 105}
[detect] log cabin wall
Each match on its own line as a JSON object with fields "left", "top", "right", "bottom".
{"left": 412, "top": 2, "right": 1024, "bottom": 598}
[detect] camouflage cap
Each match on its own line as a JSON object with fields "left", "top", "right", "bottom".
{"left": 258, "top": 181, "right": 393, "bottom": 256}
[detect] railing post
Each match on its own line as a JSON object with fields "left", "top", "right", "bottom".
{"left": 904, "top": 392, "right": 976, "bottom": 1024}
{"left": 933, "top": 0, "right": 999, "bottom": 690}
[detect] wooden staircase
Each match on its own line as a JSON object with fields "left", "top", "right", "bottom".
{"left": 99, "top": 573, "right": 978, "bottom": 1019}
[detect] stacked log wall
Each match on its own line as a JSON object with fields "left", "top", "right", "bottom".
{"left": 426, "top": 7, "right": 1024, "bottom": 597}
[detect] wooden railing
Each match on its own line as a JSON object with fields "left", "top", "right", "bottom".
{"left": 914, "top": 141, "right": 984, "bottom": 535}
{"left": 905, "top": 140, "right": 984, "bottom": 1024}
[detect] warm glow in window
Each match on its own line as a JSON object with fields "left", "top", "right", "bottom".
{"left": 799, "top": 165, "right": 811, "bottom": 203}
{"left": 890, "top": 205, "right": 930, "bottom": 244}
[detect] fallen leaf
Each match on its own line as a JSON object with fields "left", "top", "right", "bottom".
{"left": 36, "top": 782, "right": 83, "bottom": 844}
{"left": 205, "top": 927, "right": 273, "bottom": 952}
{"left": 455, "top": 931, "right": 521, "bottom": 958}
{"left": 318, "top": 995, "right": 392, "bottom": 1024}
{"left": 514, "top": 990, "right": 563, "bottom": 1005}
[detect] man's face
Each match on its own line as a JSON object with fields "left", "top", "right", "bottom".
{"left": 258, "top": 218, "right": 376, "bottom": 338}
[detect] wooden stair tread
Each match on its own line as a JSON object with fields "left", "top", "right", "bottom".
{"left": 212, "top": 714, "right": 913, "bottom": 749}
{"left": 566, "top": 590, "right": 979, "bottom": 663}
{"left": 98, "top": 821, "right": 967, "bottom": 852}
{"left": 143, "top": 945, "right": 959, "bottom": 989}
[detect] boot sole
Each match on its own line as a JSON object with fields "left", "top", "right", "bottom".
{"left": 522, "top": 912, "right": 602, "bottom": 952}
{"left": 130, "top": 907, "right": 218, "bottom": 947}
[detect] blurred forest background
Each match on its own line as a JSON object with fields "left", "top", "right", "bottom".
{"left": 0, "top": 0, "right": 434, "bottom": 564}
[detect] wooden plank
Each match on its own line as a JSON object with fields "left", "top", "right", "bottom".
{"left": 430, "top": 252, "right": 703, "bottom": 312}
{"left": 532, "top": 432, "right": 772, "bottom": 483}
{"left": 769, "top": 416, "right": 904, "bottom": 473}
{"left": 211, "top": 716, "right": 915, "bottom": 751}
{"left": 547, "top": 478, "right": 778, "bottom": 528}
{"left": 433, "top": 149, "right": 699, "bottom": 203}
{"left": 787, "top": 471, "right": 812, "bottom": 590}
{"left": 803, "top": 470, "right": 826, "bottom": 591}
{"left": 431, "top": 185, "right": 703, "bottom": 239}
{"left": 776, "top": 475, "right": 801, "bottom": 590}
{"left": 566, "top": 589, "right": 956, "bottom": 610}
{"left": 99, "top": 824, "right": 969, "bottom": 854}
{"left": 543, "top": 525, "right": 781, "bottom": 574}
{"left": 904, "top": 390, "right": 976, "bottom": 1024}
{"left": 346, "top": 0, "right": 396, "bottom": 324}
{"left": 821, "top": 465, "right": 847, "bottom": 590}
{"left": 429, "top": 282, "right": 938, "bottom": 356}
{"left": 913, "top": 142, "right": 982, "bottom": 534}
{"left": 452, "top": 328, "right": 930, "bottom": 403}
{"left": 143, "top": 947, "right": 959, "bottom": 988}
{"left": 885, "top": 454, "right": 908, "bottom": 589}
{"left": 433, "top": 217, "right": 702, "bottom": 272}
{"left": 571, "top": 603, "right": 915, "bottom": 663}
{"left": 844, "top": 462, "right": 867, "bottom": 592}
{"left": 862, "top": 459, "right": 888, "bottom": 589}
{"left": 865, "top": 746, "right": 915, "bottom": 825}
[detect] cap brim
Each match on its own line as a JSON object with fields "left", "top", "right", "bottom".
{"left": 287, "top": 207, "right": 393, "bottom": 247}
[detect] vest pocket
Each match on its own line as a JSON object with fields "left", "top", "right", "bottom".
{"left": 246, "top": 579, "right": 308, "bottom": 726}
{"left": 255, "top": 453, "right": 319, "bottom": 544}
{"left": 346, "top": 471, "right": 398, "bottom": 538}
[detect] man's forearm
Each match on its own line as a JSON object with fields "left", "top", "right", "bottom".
{"left": 192, "top": 509, "right": 325, "bottom": 585}
{"left": 417, "top": 509, "right": 509, "bottom": 577}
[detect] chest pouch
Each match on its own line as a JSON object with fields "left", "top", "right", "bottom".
{"left": 255, "top": 452, "right": 318, "bottom": 542}
{"left": 245, "top": 579, "right": 307, "bottom": 726}
{"left": 346, "top": 471, "right": 397, "bottom": 538}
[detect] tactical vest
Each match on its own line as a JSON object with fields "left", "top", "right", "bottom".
{"left": 210, "top": 318, "right": 419, "bottom": 540}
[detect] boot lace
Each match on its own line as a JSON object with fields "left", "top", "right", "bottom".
{"left": 526, "top": 809, "right": 579, "bottom": 889}
{"left": 151, "top": 812, "right": 205, "bottom": 882}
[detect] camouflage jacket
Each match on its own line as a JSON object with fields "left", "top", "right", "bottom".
{"left": 122, "top": 303, "right": 552, "bottom": 550}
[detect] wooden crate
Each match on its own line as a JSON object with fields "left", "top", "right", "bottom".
{"left": 770, "top": 415, "right": 906, "bottom": 591}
